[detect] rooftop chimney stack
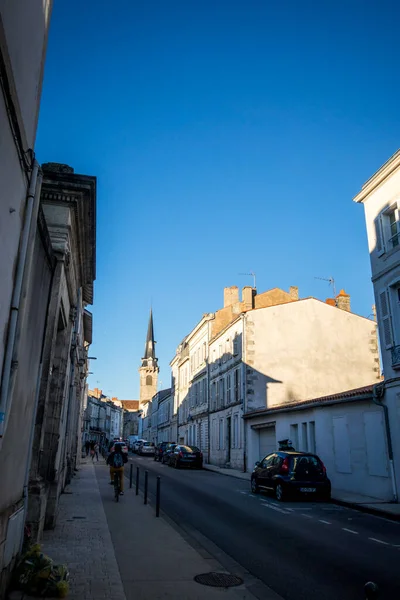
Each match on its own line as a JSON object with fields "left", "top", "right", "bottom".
{"left": 242, "top": 286, "right": 256, "bottom": 310}
{"left": 336, "top": 289, "right": 351, "bottom": 312}
{"left": 289, "top": 286, "right": 299, "bottom": 301}
{"left": 224, "top": 286, "right": 239, "bottom": 308}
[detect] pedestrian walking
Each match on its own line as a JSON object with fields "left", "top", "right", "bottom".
{"left": 85, "top": 440, "right": 90, "bottom": 456}
{"left": 93, "top": 442, "right": 99, "bottom": 462}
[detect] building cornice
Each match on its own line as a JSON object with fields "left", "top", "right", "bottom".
{"left": 353, "top": 149, "right": 400, "bottom": 204}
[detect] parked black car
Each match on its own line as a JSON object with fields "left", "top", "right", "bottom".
{"left": 168, "top": 445, "right": 203, "bottom": 469}
{"left": 154, "top": 441, "right": 176, "bottom": 462}
{"left": 161, "top": 443, "right": 177, "bottom": 464}
{"left": 251, "top": 451, "right": 331, "bottom": 501}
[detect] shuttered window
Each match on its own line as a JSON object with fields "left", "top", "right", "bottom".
{"left": 379, "top": 289, "right": 393, "bottom": 349}
{"left": 374, "top": 215, "right": 384, "bottom": 255}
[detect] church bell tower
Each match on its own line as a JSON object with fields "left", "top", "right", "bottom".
{"left": 139, "top": 309, "right": 159, "bottom": 405}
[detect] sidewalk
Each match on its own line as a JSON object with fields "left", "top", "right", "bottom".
{"left": 203, "top": 463, "right": 400, "bottom": 521}
{"left": 11, "top": 457, "right": 277, "bottom": 600}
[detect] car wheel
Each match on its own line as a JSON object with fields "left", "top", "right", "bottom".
{"left": 275, "top": 482, "right": 285, "bottom": 501}
{"left": 251, "top": 477, "right": 259, "bottom": 494}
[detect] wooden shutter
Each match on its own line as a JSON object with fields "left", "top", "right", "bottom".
{"left": 374, "top": 215, "right": 385, "bottom": 255}
{"left": 379, "top": 290, "right": 393, "bottom": 348}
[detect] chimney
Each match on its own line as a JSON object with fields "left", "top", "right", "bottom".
{"left": 336, "top": 289, "right": 351, "bottom": 312}
{"left": 289, "top": 286, "right": 299, "bottom": 301}
{"left": 325, "top": 298, "right": 336, "bottom": 307}
{"left": 224, "top": 286, "right": 239, "bottom": 308}
{"left": 242, "top": 286, "right": 256, "bottom": 310}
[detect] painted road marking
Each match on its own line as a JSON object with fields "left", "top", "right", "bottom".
{"left": 302, "top": 514, "right": 313, "bottom": 519}
{"left": 342, "top": 528, "right": 358, "bottom": 535}
{"left": 262, "top": 503, "right": 291, "bottom": 514}
{"left": 369, "top": 538, "right": 389, "bottom": 545}
{"left": 319, "top": 520, "right": 331, "bottom": 525}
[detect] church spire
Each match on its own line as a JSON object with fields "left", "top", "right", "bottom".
{"left": 142, "top": 308, "right": 157, "bottom": 367}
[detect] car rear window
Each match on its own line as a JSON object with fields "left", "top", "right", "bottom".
{"left": 143, "top": 442, "right": 152, "bottom": 446}
{"left": 180, "top": 446, "right": 200, "bottom": 453}
{"left": 294, "top": 455, "right": 322, "bottom": 470}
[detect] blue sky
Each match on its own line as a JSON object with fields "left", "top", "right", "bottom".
{"left": 36, "top": 0, "right": 400, "bottom": 399}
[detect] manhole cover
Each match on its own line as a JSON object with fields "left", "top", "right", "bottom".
{"left": 194, "top": 572, "right": 243, "bottom": 588}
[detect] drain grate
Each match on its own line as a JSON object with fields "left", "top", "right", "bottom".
{"left": 194, "top": 572, "right": 243, "bottom": 588}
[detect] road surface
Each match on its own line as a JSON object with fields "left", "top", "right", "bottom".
{"left": 126, "top": 454, "right": 399, "bottom": 600}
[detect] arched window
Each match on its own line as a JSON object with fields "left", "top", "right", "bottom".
{"left": 146, "top": 375, "right": 153, "bottom": 386}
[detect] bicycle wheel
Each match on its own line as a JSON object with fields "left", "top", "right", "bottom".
{"left": 114, "top": 473, "right": 120, "bottom": 502}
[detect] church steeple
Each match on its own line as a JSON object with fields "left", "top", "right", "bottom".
{"left": 142, "top": 309, "right": 157, "bottom": 367}
{"left": 139, "top": 309, "right": 159, "bottom": 405}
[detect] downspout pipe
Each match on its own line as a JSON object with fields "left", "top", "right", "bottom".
{"left": 241, "top": 313, "right": 247, "bottom": 473}
{"left": 372, "top": 382, "right": 398, "bottom": 503}
{"left": 0, "top": 160, "right": 42, "bottom": 445}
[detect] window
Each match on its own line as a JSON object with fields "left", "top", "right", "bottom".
{"left": 233, "top": 337, "right": 239, "bottom": 356}
{"left": 234, "top": 369, "right": 240, "bottom": 402}
{"left": 211, "top": 382, "right": 216, "bottom": 410}
{"left": 233, "top": 414, "right": 239, "bottom": 448}
{"left": 219, "top": 419, "right": 224, "bottom": 450}
{"left": 146, "top": 375, "right": 153, "bottom": 386}
{"left": 379, "top": 289, "right": 394, "bottom": 349}
{"left": 219, "top": 378, "right": 225, "bottom": 408}
{"left": 226, "top": 373, "right": 231, "bottom": 404}
{"left": 212, "top": 349, "right": 216, "bottom": 369}
{"left": 375, "top": 204, "right": 400, "bottom": 255}
{"left": 202, "top": 342, "right": 207, "bottom": 362}
{"left": 389, "top": 210, "right": 399, "bottom": 248}
{"left": 225, "top": 338, "right": 230, "bottom": 359}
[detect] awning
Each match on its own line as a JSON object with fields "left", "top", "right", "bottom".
{"left": 251, "top": 421, "right": 276, "bottom": 430}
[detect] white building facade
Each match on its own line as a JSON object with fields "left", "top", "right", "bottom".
{"left": 354, "top": 149, "right": 400, "bottom": 502}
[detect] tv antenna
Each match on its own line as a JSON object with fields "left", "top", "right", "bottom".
{"left": 315, "top": 276, "right": 336, "bottom": 298}
{"left": 239, "top": 271, "right": 256, "bottom": 288}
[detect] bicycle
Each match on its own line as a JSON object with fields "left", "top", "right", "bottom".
{"left": 114, "top": 471, "right": 121, "bottom": 502}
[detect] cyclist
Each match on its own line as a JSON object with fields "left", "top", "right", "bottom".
{"left": 107, "top": 443, "right": 128, "bottom": 495}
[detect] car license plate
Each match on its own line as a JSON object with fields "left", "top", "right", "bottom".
{"left": 300, "top": 487, "right": 316, "bottom": 493}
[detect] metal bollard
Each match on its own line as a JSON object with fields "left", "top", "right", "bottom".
{"left": 156, "top": 476, "right": 161, "bottom": 517}
{"left": 129, "top": 463, "right": 133, "bottom": 488}
{"left": 144, "top": 470, "right": 148, "bottom": 505}
{"left": 136, "top": 467, "right": 139, "bottom": 495}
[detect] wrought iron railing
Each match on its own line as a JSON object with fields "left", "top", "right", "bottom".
{"left": 391, "top": 345, "right": 400, "bottom": 369}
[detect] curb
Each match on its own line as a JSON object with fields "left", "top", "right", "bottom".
{"left": 331, "top": 497, "right": 400, "bottom": 522}
{"left": 203, "top": 465, "right": 400, "bottom": 522}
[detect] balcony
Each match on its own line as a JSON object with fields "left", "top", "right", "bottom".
{"left": 391, "top": 345, "right": 400, "bottom": 369}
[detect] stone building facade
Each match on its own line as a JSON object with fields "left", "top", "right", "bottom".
{"left": 168, "top": 285, "right": 380, "bottom": 477}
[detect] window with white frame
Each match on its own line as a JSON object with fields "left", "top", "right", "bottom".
{"left": 375, "top": 203, "right": 400, "bottom": 255}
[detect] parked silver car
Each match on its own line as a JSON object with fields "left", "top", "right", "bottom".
{"left": 133, "top": 439, "right": 146, "bottom": 453}
{"left": 139, "top": 441, "right": 155, "bottom": 456}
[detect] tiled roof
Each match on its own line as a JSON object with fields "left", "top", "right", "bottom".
{"left": 244, "top": 384, "right": 375, "bottom": 419}
{"left": 120, "top": 400, "right": 139, "bottom": 411}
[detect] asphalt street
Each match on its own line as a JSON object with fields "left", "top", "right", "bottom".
{"left": 127, "top": 454, "right": 400, "bottom": 600}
